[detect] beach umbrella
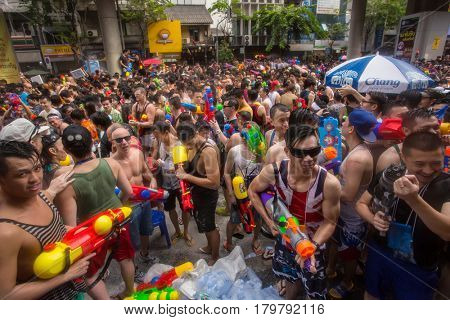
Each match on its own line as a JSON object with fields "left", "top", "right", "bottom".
{"left": 325, "top": 54, "right": 435, "bottom": 93}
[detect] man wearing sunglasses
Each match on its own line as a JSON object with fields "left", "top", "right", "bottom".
{"left": 328, "top": 108, "right": 377, "bottom": 299}
{"left": 249, "top": 125, "right": 341, "bottom": 299}
{"left": 111, "top": 126, "right": 157, "bottom": 266}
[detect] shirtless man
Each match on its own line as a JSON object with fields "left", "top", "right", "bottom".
{"left": 264, "top": 104, "right": 290, "bottom": 150}
{"left": 327, "top": 109, "right": 377, "bottom": 299}
{"left": 111, "top": 126, "right": 157, "bottom": 262}
{"left": 176, "top": 122, "right": 221, "bottom": 265}
{"left": 248, "top": 125, "right": 341, "bottom": 299}
{"left": 130, "top": 87, "right": 156, "bottom": 155}
{"left": 0, "top": 141, "right": 92, "bottom": 299}
{"left": 376, "top": 108, "right": 440, "bottom": 173}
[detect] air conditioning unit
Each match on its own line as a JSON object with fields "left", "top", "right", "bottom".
{"left": 244, "top": 35, "right": 252, "bottom": 46}
{"left": 86, "top": 29, "right": 98, "bottom": 37}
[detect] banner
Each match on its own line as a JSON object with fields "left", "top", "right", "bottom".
{"left": 148, "top": 20, "right": 182, "bottom": 54}
{"left": 316, "top": 0, "right": 340, "bottom": 15}
{"left": 0, "top": 9, "right": 21, "bottom": 83}
{"left": 395, "top": 17, "right": 419, "bottom": 62}
{"left": 41, "top": 44, "right": 74, "bottom": 57}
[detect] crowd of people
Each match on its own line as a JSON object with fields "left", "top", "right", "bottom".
{"left": 0, "top": 54, "right": 449, "bottom": 300}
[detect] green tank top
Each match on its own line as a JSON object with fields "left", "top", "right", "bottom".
{"left": 72, "top": 159, "right": 122, "bottom": 222}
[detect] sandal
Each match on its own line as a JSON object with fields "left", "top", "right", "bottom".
{"left": 252, "top": 241, "right": 264, "bottom": 256}
{"left": 178, "top": 217, "right": 183, "bottom": 225}
{"left": 170, "top": 232, "right": 183, "bottom": 243}
{"left": 184, "top": 235, "right": 194, "bottom": 247}
{"left": 276, "top": 279, "right": 286, "bottom": 297}
{"left": 262, "top": 247, "right": 274, "bottom": 260}
{"left": 223, "top": 240, "right": 233, "bottom": 252}
{"left": 328, "top": 282, "right": 354, "bottom": 300}
{"left": 199, "top": 246, "right": 211, "bottom": 254}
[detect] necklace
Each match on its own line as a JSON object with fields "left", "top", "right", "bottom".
{"left": 75, "top": 157, "right": 94, "bottom": 166}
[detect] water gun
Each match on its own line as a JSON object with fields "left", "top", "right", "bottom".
{"left": 216, "top": 104, "right": 223, "bottom": 111}
{"left": 172, "top": 145, "right": 194, "bottom": 212}
{"left": 241, "top": 123, "right": 266, "bottom": 158}
{"left": 319, "top": 146, "right": 341, "bottom": 175}
{"left": 181, "top": 102, "right": 203, "bottom": 115}
{"left": 165, "top": 103, "right": 173, "bottom": 123}
{"left": 203, "top": 87, "right": 216, "bottom": 122}
{"left": 441, "top": 122, "right": 449, "bottom": 136}
{"left": 444, "top": 146, "right": 450, "bottom": 173}
{"left": 260, "top": 192, "right": 315, "bottom": 260}
{"left": 137, "top": 262, "right": 194, "bottom": 291}
{"left": 59, "top": 154, "right": 72, "bottom": 166}
{"left": 318, "top": 116, "right": 342, "bottom": 162}
{"left": 223, "top": 123, "right": 237, "bottom": 138}
{"left": 232, "top": 176, "right": 255, "bottom": 233}
{"left": 125, "top": 62, "right": 133, "bottom": 77}
{"left": 33, "top": 207, "right": 132, "bottom": 279}
{"left": 115, "top": 185, "right": 168, "bottom": 203}
{"left": 371, "top": 163, "right": 406, "bottom": 236}
{"left": 125, "top": 287, "right": 179, "bottom": 300}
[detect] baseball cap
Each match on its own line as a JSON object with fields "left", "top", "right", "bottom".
{"left": 42, "top": 132, "right": 61, "bottom": 150}
{"left": 348, "top": 108, "right": 378, "bottom": 143}
{"left": 0, "top": 118, "right": 49, "bottom": 142}
{"left": 373, "top": 118, "right": 405, "bottom": 141}
{"left": 61, "top": 125, "right": 92, "bottom": 148}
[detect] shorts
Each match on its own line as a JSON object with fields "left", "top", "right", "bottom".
{"left": 129, "top": 201, "right": 154, "bottom": 250}
{"left": 163, "top": 189, "right": 182, "bottom": 212}
{"left": 365, "top": 241, "right": 439, "bottom": 299}
{"left": 332, "top": 218, "right": 367, "bottom": 261}
{"left": 140, "top": 133, "right": 154, "bottom": 149}
{"left": 87, "top": 225, "right": 135, "bottom": 277}
{"left": 191, "top": 187, "right": 218, "bottom": 233}
{"left": 272, "top": 236, "right": 327, "bottom": 300}
{"left": 230, "top": 203, "right": 261, "bottom": 225}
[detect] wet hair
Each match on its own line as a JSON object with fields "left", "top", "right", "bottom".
{"left": 175, "top": 111, "right": 193, "bottom": 127}
{"left": 59, "top": 90, "right": 70, "bottom": 99}
{"left": 91, "top": 111, "right": 112, "bottom": 129}
{"left": 289, "top": 108, "right": 319, "bottom": 126}
{"left": 270, "top": 103, "right": 290, "bottom": 119}
{"left": 401, "top": 108, "right": 436, "bottom": 129}
{"left": 398, "top": 90, "right": 421, "bottom": 109}
{"left": 70, "top": 108, "right": 86, "bottom": 121}
{"left": 169, "top": 96, "right": 181, "bottom": 110}
{"left": 62, "top": 125, "right": 93, "bottom": 159}
{"left": 303, "top": 77, "right": 316, "bottom": 88}
{"left": 367, "top": 91, "right": 387, "bottom": 113}
{"left": 381, "top": 101, "right": 405, "bottom": 117}
{"left": 402, "top": 131, "right": 443, "bottom": 156}
{"left": 285, "top": 125, "right": 318, "bottom": 150}
{"left": 248, "top": 89, "right": 259, "bottom": 102}
{"left": 237, "top": 111, "right": 252, "bottom": 122}
{"left": 50, "top": 94, "right": 62, "bottom": 106}
{"left": 0, "top": 141, "right": 39, "bottom": 177}
{"left": 195, "top": 120, "right": 211, "bottom": 132}
{"left": 176, "top": 122, "right": 197, "bottom": 143}
{"left": 154, "top": 121, "right": 171, "bottom": 133}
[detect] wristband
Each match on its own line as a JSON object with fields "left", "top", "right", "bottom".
{"left": 311, "top": 239, "right": 320, "bottom": 249}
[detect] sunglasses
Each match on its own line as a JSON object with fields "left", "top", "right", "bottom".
{"left": 28, "top": 125, "right": 40, "bottom": 143}
{"left": 114, "top": 136, "right": 131, "bottom": 143}
{"left": 289, "top": 146, "right": 321, "bottom": 159}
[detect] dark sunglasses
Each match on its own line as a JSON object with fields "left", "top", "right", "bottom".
{"left": 114, "top": 136, "right": 131, "bottom": 143}
{"left": 289, "top": 146, "right": 321, "bottom": 159}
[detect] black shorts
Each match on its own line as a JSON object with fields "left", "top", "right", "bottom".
{"left": 163, "top": 188, "right": 182, "bottom": 212}
{"left": 191, "top": 187, "right": 219, "bottom": 233}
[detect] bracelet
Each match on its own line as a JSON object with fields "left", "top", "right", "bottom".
{"left": 311, "top": 239, "right": 320, "bottom": 249}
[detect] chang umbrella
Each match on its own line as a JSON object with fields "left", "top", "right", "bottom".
{"left": 325, "top": 54, "right": 435, "bottom": 94}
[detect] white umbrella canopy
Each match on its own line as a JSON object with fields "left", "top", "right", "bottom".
{"left": 325, "top": 54, "right": 435, "bottom": 94}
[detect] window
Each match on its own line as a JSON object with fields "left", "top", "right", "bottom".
{"left": 236, "top": 19, "right": 241, "bottom": 36}
{"left": 244, "top": 21, "right": 249, "bottom": 35}
{"left": 189, "top": 29, "right": 200, "bottom": 42}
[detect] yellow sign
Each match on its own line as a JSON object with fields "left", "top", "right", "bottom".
{"left": 432, "top": 37, "right": 441, "bottom": 50}
{"left": 41, "top": 44, "right": 73, "bottom": 57}
{"left": 148, "top": 20, "right": 182, "bottom": 54}
{"left": 0, "top": 10, "right": 20, "bottom": 83}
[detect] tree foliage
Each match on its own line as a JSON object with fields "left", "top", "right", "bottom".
{"left": 121, "top": 0, "right": 173, "bottom": 50}
{"left": 209, "top": 0, "right": 248, "bottom": 37}
{"left": 218, "top": 40, "right": 234, "bottom": 62}
{"left": 252, "top": 5, "right": 326, "bottom": 52}
{"left": 326, "top": 22, "right": 348, "bottom": 48}
{"left": 363, "top": 0, "right": 406, "bottom": 51}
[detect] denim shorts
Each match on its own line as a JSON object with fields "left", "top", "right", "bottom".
{"left": 129, "top": 201, "right": 154, "bottom": 250}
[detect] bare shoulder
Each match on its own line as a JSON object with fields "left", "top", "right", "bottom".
{"left": 53, "top": 165, "right": 73, "bottom": 178}
{"left": 324, "top": 172, "right": 341, "bottom": 196}
{"left": 0, "top": 223, "right": 22, "bottom": 251}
